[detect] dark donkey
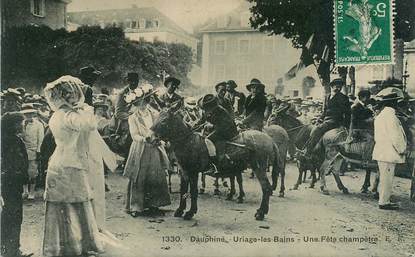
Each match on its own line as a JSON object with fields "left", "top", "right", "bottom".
{"left": 151, "top": 109, "right": 278, "bottom": 221}
{"left": 269, "top": 111, "right": 379, "bottom": 194}
{"left": 267, "top": 112, "right": 321, "bottom": 189}
{"left": 225, "top": 124, "right": 289, "bottom": 202}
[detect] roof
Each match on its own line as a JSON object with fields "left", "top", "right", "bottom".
{"left": 68, "top": 7, "right": 193, "bottom": 38}
{"left": 199, "top": 2, "right": 255, "bottom": 33}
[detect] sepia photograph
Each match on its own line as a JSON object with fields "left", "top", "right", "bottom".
{"left": 0, "top": 0, "right": 414, "bottom": 257}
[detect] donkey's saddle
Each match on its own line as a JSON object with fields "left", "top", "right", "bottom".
{"left": 343, "top": 129, "right": 375, "bottom": 161}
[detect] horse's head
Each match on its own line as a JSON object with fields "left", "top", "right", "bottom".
{"left": 152, "top": 108, "right": 190, "bottom": 142}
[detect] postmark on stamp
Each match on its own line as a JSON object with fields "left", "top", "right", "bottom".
{"left": 334, "top": 0, "right": 394, "bottom": 66}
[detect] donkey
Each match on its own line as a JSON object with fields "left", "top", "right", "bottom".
{"left": 269, "top": 111, "right": 379, "bottom": 195}
{"left": 151, "top": 109, "right": 279, "bottom": 221}
{"left": 224, "top": 124, "right": 289, "bottom": 203}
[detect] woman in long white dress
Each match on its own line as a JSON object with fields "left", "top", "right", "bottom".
{"left": 88, "top": 125, "right": 117, "bottom": 231}
{"left": 123, "top": 85, "right": 171, "bottom": 217}
{"left": 43, "top": 76, "right": 103, "bottom": 257}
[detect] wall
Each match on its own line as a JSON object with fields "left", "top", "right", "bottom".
{"left": 3, "top": 0, "right": 68, "bottom": 30}
{"left": 284, "top": 65, "right": 324, "bottom": 100}
{"left": 125, "top": 31, "right": 168, "bottom": 42}
{"left": 201, "top": 31, "right": 300, "bottom": 94}
{"left": 354, "top": 65, "right": 394, "bottom": 90}
{"left": 404, "top": 50, "right": 415, "bottom": 95}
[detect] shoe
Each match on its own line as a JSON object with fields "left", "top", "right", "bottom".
{"left": 20, "top": 253, "right": 34, "bottom": 257}
{"left": 27, "top": 194, "right": 35, "bottom": 200}
{"left": 130, "top": 211, "right": 141, "bottom": 217}
{"left": 379, "top": 203, "right": 399, "bottom": 210}
{"left": 320, "top": 186, "right": 330, "bottom": 195}
{"left": 22, "top": 193, "right": 28, "bottom": 199}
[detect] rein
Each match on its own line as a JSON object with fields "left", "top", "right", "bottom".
{"left": 286, "top": 124, "right": 308, "bottom": 133}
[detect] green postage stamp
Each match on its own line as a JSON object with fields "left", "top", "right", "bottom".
{"left": 334, "top": 0, "right": 394, "bottom": 66}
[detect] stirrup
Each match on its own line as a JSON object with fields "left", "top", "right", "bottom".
{"left": 203, "top": 163, "right": 218, "bottom": 176}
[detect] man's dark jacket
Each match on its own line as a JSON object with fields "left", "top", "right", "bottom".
{"left": 217, "top": 97, "right": 234, "bottom": 118}
{"left": 1, "top": 134, "right": 28, "bottom": 256}
{"left": 243, "top": 94, "right": 267, "bottom": 130}
{"left": 206, "top": 105, "right": 238, "bottom": 143}
{"left": 322, "top": 93, "right": 351, "bottom": 127}
{"left": 1, "top": 135, "right": 29, "bottom": 196}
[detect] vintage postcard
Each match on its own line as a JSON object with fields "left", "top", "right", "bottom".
{"left": 1, "top": 0, "right": 414, "bottom": 257}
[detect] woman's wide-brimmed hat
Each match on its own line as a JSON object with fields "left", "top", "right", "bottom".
{"left": 16, "top": 87, "right": 26, "bottom": 96}
{"left": 2, "top": 89, "right": 22, "bottom": 102}
{"left": 246, "top": 78, "right": 265, "bottom": 91}
{"left": 376, "top": 93, "right": 403, "bottom": 102}
{"left": 198, "top": 94, "right": 218, "bottom": 110}
{"left": 375, "top": 87, "right": 404, "bottom": 102}
{"left": 164, "top": 77, "right": 181, "bottom": 88}
{"left": 44, "top": 75, "right": 85, "bottom": 111}
{"left": 125, "top": 83, "right": 156, "bottom": 105}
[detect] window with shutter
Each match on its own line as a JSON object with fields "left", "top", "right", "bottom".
{"left": 31, "top": 0, "right": 45, "bottom": 17}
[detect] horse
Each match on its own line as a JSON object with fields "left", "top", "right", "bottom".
{"left": 151, "top": 108, "right": 279, "bottom": 221}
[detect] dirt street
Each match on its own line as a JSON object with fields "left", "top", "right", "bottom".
{"left": 20, "top": 163, "right": 415, "bottom": 257}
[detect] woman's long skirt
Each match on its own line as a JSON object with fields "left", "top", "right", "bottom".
{"left": 42, "top": 201, "right": 104, "bottom": 257}
{"left": 125, "top": 144, "right": 171, "bottom": 212}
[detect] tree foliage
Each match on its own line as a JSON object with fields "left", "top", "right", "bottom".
{"left": 248, "top": 0, "right": 415, "bottom": 60}
{"left": 1, "top": 26, "right": 194, "bottom": 92}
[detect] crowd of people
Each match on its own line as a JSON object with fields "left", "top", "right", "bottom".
{"left": 1, "top": 65, "right": 414, "bottom": 257}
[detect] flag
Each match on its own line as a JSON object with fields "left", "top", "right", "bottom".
{"left": 284, "top": 34, "right": 330, "bottom": 81}
{"left": 284, "top": 62, "right": 304, "bottom": 81}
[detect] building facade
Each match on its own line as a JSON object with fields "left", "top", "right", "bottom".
{"left": 200, "top": 3, "right": 300, "bottom": 93}
{"left": 2, "top": 0, "right": 71, "bottom": 30}
{"left": 404, "top": 39, "right": 415, "bottom": 94}
{"left": 68, "top": 7, "right": 198, "bottom": 58}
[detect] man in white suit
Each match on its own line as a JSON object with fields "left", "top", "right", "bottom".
{"left": 372, "top": 92, "right": 408, "bottom": 210}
